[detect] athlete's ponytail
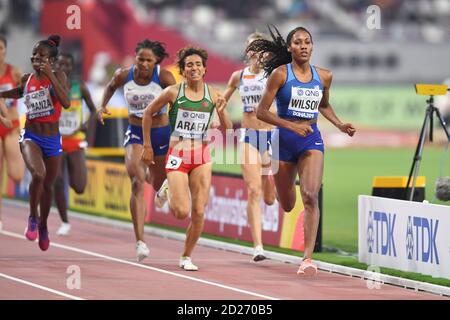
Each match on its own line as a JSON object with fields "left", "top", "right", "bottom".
{"left": 36, "top": 34, "right": 61, "bottom": 59}
{"left": 247, "top": 25, "right": 313, "bottom": 76}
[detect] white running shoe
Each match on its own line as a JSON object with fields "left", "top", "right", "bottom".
{"left": 56, "top": 223, "right": 71, "bottom": 236}
{"left": 154, "top": 179, "right": 169, "bottom": 209}
{"left": 253, "top": 245, "right": 267, "bottom": 262}
{"left": 136, "top": 240, "right": 150, "bottom": 262}
{"left": 179, "top": 256, "right": 198, "bottom": 271}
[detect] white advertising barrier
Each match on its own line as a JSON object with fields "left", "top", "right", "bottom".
{"left": 359, "top": 195, "right": 450, "bottom": 279}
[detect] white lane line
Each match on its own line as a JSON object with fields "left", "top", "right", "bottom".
{"left": 0, "top": 272, "right": 85, "bottom": 300}
{"left": 1, "top": 230, "right": 280, "bottom": 300}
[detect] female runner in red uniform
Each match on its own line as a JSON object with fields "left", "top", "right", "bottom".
{"left": 0, "top": 35, "right": 70, "bottom": 250}
{"left": 0, "top": 35, "right": 25, "bottom": 231}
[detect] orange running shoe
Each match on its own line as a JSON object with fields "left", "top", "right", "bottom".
{"left": 297, "top": 258, "right": 317, "bottom": 276}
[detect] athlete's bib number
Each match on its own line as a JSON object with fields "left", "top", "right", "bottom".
{"left": 125, "top": 87, "right": 160, "bottom": 118}
{"left": 174, "top": 109, "right": 210, "bottom": 139}
{"left": 24, "top": 87, "right": 55, "bottom": 119}
{"left": 59, "top": 111, "right": 81, "bottom": 135}
{"left": 287, "top": 87, "right": 322, "bottom": 119}
{"left": 166, "top": 155, "right": 182, "bottom": 170}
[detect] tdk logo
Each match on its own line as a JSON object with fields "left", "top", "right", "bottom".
{"left": 406, "top": 216, "right": 439, "bottom": 264}
{"left": 367, "top": 211, "right": 397, "bottom": 257}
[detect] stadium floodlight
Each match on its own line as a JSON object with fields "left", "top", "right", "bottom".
{"left": 405, "top": 84, "right": 450, "bottom": 201}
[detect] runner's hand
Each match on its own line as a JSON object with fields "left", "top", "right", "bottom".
{"left": 215, "top": 94, "right": 227, "bottom": 112}
{"left": 290, "top": 122, "right": 314, "bottom": 137}
{"left": 97, "top": 107, "right": 111, "bottom": 125}
{"left": 141, "top": 145, "right": 155, "bottom": 166}
{"left": 338, "top": 123, "right": 356, "bottom": 137}
{"left": 39, "top": 58, "right": 53, "bottom": 77}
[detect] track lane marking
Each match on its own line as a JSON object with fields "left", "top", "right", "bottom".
{"left": 1, "top": 230, "right": 280, "bottom": 300}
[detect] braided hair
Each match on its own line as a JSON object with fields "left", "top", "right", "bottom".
{"left": 247, "top": 25, "right": 313, "bottom": 76}
{"left": 135, "top": 39, "right": 169, "bottom": 64}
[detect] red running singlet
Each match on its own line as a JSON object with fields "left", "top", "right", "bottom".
{"left": 23, "top": 74, "right": 62, "bottom": 123}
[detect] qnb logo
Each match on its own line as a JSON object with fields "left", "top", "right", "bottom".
{"left": 367, "top": 211, "right": 397, "bottom": 257}
{"left": 296, "top": 89, "right": 320, "bottom": 97}
{"left": 406, "top": 216, "right": 439, "bottom": 264}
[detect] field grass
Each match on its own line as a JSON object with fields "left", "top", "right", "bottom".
{"left": 212, "top": 145, "right": 450, "bottom": 253}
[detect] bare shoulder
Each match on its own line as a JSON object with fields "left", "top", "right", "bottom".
{"left": 159, "top": 67, "right": 173, "bottom": 78}
{"left": 315, "top": 66, "right": 333, "bottom": 85}
{"left": 20, "top": 73, "right": 32, "bottom": 86}
{"left": 164, "top": 83, "right": 180, "bottom": 100}
{"left": 159, "top": 67, "right": 176, "bottom": 87}
{"left": 208, "top": 84, "right": 219, "bottom": 99}
{"left": 267, "top": 65, "right": 287, "bottom": 87}
{"left": 272, "top": 65, "right": 288, "bottom": 80}
{"left": 231, "top": 69, "right": 243, "bottom": 80}
{"left": 159, "top": 68, "right": 173, "bottom": 77}
{"left": 113, "top": 67, "right": 131, "bottom": 83}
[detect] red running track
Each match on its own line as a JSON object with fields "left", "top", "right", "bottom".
{"left": 0, "top": 202, "right": 446, "bottom": 300}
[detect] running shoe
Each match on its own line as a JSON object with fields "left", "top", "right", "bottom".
{"left": 136, "top": 240, "right": 150, "bottom": 262}
{"left": 38, "top": 226, "right": 50, "bottom": 251}
{"left": 253, "top": 245, "right": 267, "bottom": 262}
{"left": 154, "top": 179, "right": 169, "bottom": 209}
{"left": 56, "top": 222, "right": 71, "bottom": 236}
{"left": 297, "top": 258, "right": 317, "bottom": 276}
{"left": 179, "top": 256, "right": 198, "bottom": 271}
{"left": 25, "top": 216, "right": 38, "bottom": 241}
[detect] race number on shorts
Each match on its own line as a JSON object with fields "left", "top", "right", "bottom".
{"left": 166, "top": 155, "right": 182, "bottom": 170}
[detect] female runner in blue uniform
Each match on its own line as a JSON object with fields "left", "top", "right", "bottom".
{"left": 97, "top": 40, "right": 176, "bottom": 262}
{"left": 249, "top": 26, "right": 355, "bottom": 276}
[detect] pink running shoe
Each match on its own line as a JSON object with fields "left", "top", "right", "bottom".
{"left": 38, "top": 227, "right": 50, "bottom": 251}
{"left": 297, "top": 258, "right": 317, "bottom": 276}
{"left": 25, "top": 216, "right": 38, "bottom": 241}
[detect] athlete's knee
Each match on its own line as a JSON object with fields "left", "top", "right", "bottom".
{"left": 130, "top": 176, "right": 145, "bottom": 194}
{"left": 171, "top": 204, "right": 190, "bottom": 220}
{"left": 53, "top": 176, "right": 64, "bottom": 190}
{"left": 70, "top": 179, "right": 87, "bottom": 194}
{"left": 247, "top": 183, "right": 262, "bottom": 201}
{"left": 264, "top": 194, "right": 275, "bottom": 206}
{"left": 71, "top": 183, "right": 86, "bottom": 194}
{"left": 190, "top": 210, "right": 205, "bottom": 229}
{"left": 9, "top": 172, "right": 24, "bottom": 184}
{"left": 301, "top": 189, "right": 319, "bottom": 209}
{"left": 30, "top": 168, "right": 46, "bottom": 183}
{"left": 280, "top": 199, "right": 295, "bottom": 212}
{"left": 43, "top": 180, "right": 54, "bottom": 192}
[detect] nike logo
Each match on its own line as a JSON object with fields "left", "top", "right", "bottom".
{"left": 315, "top": 142, "right": 323, "bottom": 145}
{"left": 159, "top": 144, "right": 168, "bottom": 149}
{"left": 177, "top": 99, "right": 187, "bottom": 104}
{"left": 131, "top": 134, "right": 141, "bottom": 140}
